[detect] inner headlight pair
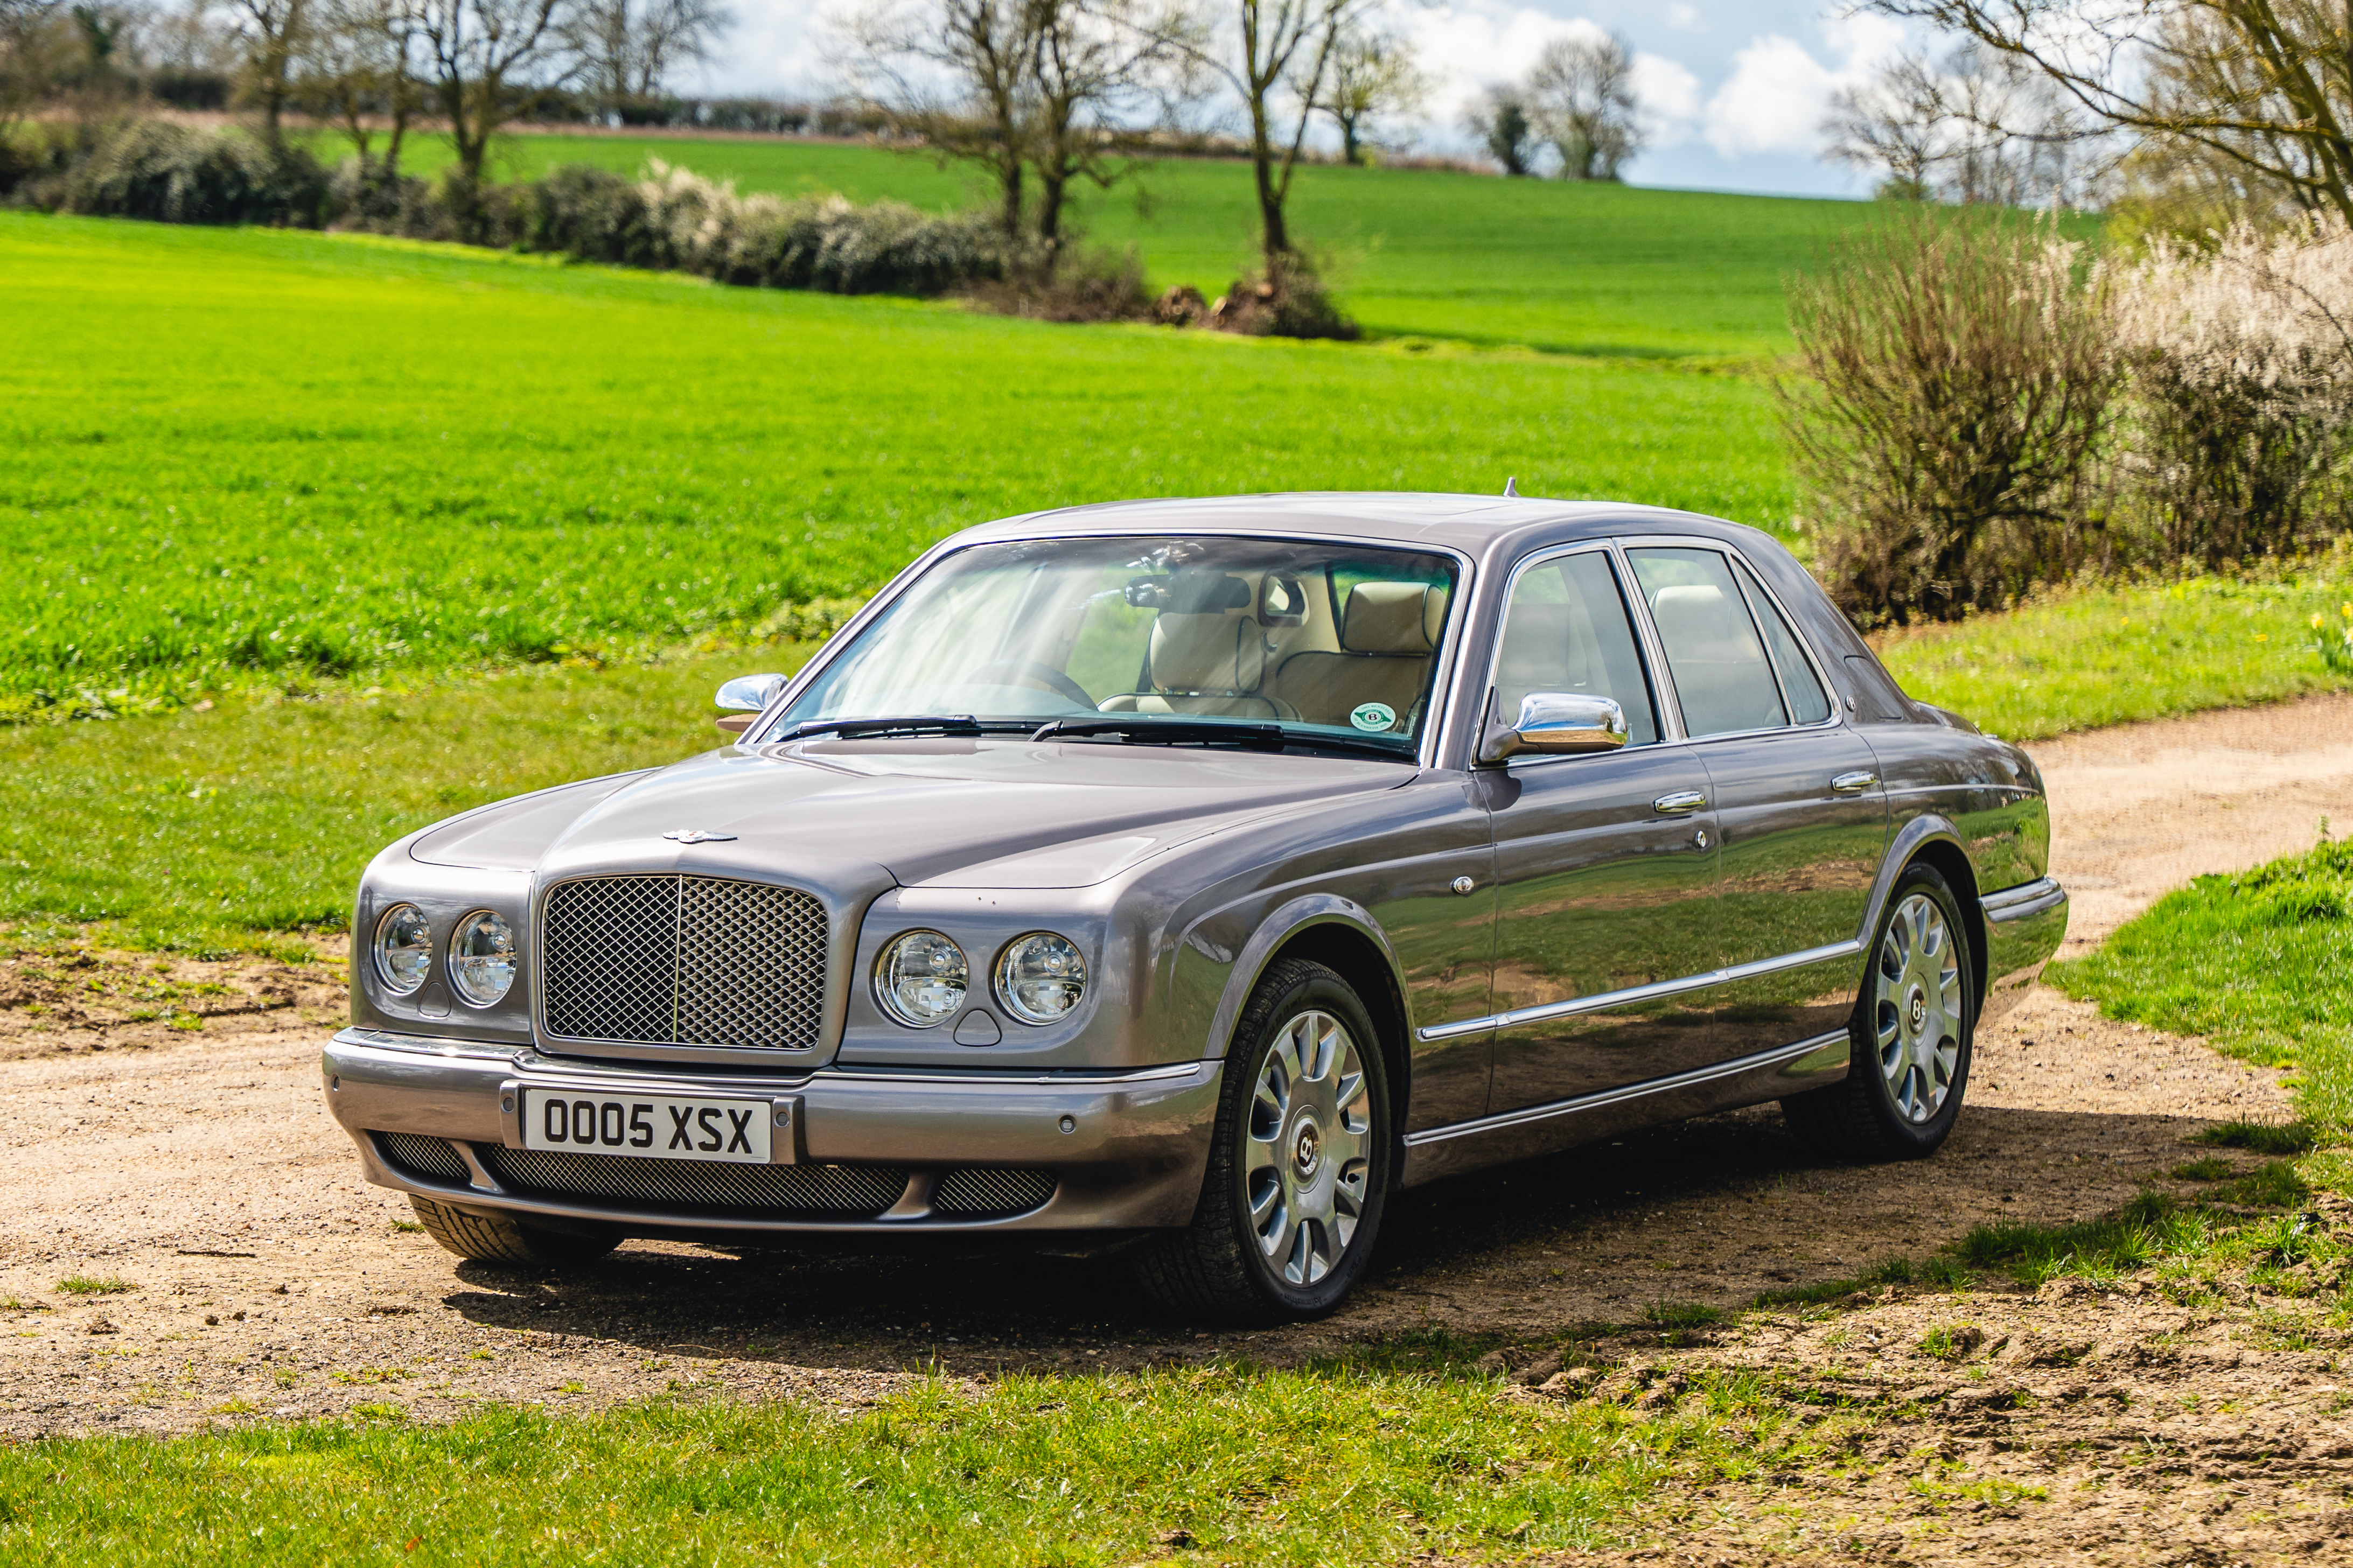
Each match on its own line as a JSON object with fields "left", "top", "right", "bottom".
{"left": 875, "top": 929, "right": 1086, "bottom": 1030}
{"left": 373, "top": 904, "right": 516, "bottom": 1007}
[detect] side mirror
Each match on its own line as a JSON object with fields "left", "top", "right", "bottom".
{"left": 1478, "top": 692, "right": 1628, "bottom": 764}
{"left": 714, "top": 674, "right": 785, "bottom": 735}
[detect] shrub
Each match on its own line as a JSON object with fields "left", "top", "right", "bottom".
{"left": 2106, "top": 217, "right": 2353, "bottom": 569}
{"left": 1783, "top": 214, "right": 2119, "bottom": 625}
{"left": 1204, "top": 251, "right": 1359, "bottom": 341}
{"left": 26, "top": 119, "right": 327, "bottom": 227}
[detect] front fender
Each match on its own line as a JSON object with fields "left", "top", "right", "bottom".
{"left": 1193, "top": 894, "right": 1414, "bottom": 1061}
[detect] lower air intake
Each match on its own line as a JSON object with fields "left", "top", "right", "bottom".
{"left": 932, "top": 1168, "right": 1057, "bottom": 1216}
{"left": 378, "top": 1131, "right": 469, "bottom": 1182}
{"left": 486, "top": 1147, "right": 911, "bottom": 1216}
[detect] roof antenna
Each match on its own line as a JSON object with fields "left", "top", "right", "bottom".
{"left": 1503, "top": 477, "right": 1520, "bottom": 498}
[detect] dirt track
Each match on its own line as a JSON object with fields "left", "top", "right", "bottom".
{"left": 5, "top": 695, "right": 2352, "bottom": 1555}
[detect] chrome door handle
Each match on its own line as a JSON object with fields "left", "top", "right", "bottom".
{"left": 1653, "top": 790, "right": 1708, "bottom": 815}
{"left": 1831, "top": 771, "right": 1879, "bottom": 794}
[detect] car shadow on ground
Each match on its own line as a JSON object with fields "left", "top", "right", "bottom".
{"left": 436, "top": 1098, "right": 2237, "bottom": 1376}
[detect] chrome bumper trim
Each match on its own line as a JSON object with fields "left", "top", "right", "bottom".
{"left": 1402, "top": 1028, "right": 1852, "bottom": 1149}
{"left": 1982, "top": 876, "right": 2066, "bottom": 922}
{"left": 1415, "top": 939, "right": 1864, "bottom": 1044}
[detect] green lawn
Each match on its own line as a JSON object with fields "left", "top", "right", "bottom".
{"left": 0, "top": 213, "right": 1789, "bottom": 721}
{"left": 0, "top": 1360, "right": 1837, "bottom": 1565}
{"left": 374, "top": 130, "right": 1877, "bottom": 358}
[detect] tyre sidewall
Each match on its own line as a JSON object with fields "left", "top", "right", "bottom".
{"left": 1852, "top": 864, "right": 1975, "bottom": 1154}
{"left": 1219, "top": 967, "right": 1392, "bottom": 1319}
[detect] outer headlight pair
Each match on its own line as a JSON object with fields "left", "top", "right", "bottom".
{"left": 875, "top": 929, "right": 1087, "bottom": 1030}
{"left": 372, "top": 904, "right": 517, "bottom": 1007}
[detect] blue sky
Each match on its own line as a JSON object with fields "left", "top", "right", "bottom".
{"left": 698, "top": 1, "right": 1929, "bottom": 198}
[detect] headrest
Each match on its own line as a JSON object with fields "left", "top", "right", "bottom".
{"left": 1151, "top": 613, "right": 1263, "bottom": 693}
{"left": 1651, "top": 584, "right": 1747, "bottom": 657}
{"left": 1342, "top": 582, "right": 1444, "bottom": 655}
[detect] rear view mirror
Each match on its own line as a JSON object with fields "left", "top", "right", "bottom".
{"left": 1478, "top": 691, "right": 1628, "bottom": 764}
{"left": 1259, "top": 572, "right": 1308, "bottom": 622}
{"left": 714, "top": 674, "right": 785, "bottom": 734}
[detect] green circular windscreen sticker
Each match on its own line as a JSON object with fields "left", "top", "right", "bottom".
{"left": 1349, "top": 702, "right": 1398, "bottom": 732}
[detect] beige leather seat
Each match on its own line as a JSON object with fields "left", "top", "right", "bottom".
{"left": 1269, "top": 582, "right": 1442, "bottom": 731}
{"left": 1098, "top": 605, "right": 1281, "bottom": 718}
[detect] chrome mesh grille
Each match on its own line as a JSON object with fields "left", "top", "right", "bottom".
{"left": 932, "top": 1168, "right": 1057, "bottom": 1216}
{"left": 486, "top": 1147, "right": 908, "bottom": 1215}
{"left": 541, "top": 873, "right": 827, "bottom": 1051}
{"left": 378, "top": 1131, "right": 469, "bottom": 1182}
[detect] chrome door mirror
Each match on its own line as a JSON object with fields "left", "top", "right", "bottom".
{"left": 714, "top": 674, "right": 785, "bottom": 734}
{"left": 1478, "top": 691, "right": 1628, "bottom": 764}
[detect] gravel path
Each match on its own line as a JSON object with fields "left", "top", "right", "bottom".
{"left": 1, "top": 696, "right": 2341, "bottom": 1440}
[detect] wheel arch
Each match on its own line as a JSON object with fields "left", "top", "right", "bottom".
{"left": 1863, "top": 817, "right": 1988, "bottom": 1016}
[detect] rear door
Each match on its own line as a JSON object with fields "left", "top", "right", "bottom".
{"left": 1622, "top": 544, "right": 1889, "bottom": 1056}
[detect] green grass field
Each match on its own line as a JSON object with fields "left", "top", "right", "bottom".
{"left": 1, "top": 212, "right": 1789, "bottom": 722}
{"left": 378, "top": 130, "right": 1876, "bottom": 358}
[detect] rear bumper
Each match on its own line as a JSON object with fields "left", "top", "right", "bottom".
{"left": 1979, "top": 876, "right": 2068, "bottom": 1025}
{"left": 322, "top": 1027, "right": 1221, "bottom": 1242}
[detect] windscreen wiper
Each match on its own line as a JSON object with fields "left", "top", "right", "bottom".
{"left": 1268, "top": 728, "right": 1418, "bottom": 762}
{"left": 1027, "top": 718, "right": 1287, "bottom": 750}
{"left": 774, "top": 715, "right": 1042, "bottom": 743}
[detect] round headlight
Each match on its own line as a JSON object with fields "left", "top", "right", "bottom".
{"left": 374, "top": 904, "right": 431, "bottom": 996}
{"left": 448, "top": 910, "right": 518, "bottom": 1007}
{"left": 994, "top": 932, "right": 1087, "bottom": 1025}
{"left": 876, "top": 930, "right": 967, "bottom": 1027}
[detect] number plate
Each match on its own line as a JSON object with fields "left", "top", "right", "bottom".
{"left": 520, "top": 1090, "right": 772, "bottom": 1164}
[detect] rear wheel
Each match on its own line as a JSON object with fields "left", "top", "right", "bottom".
{"left": 408, "top": 1195, "right": 620, "bottom": 1268}
{"left": 1131, "top": 959, "right": 1392, "bottom": 1324}
{"left": 1781, "top": 863, "right": 1975, "bottom": 1161}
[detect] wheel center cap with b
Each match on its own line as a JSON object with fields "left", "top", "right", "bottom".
{"left": 1907, "top": 989, "right": 1928, "bottom": 1035}
{"left": 1293, "top": 1119, "right": 1322, "bottom": 1178}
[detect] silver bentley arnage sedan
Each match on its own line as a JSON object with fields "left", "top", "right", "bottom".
{"left": 325, "top": 495, "right": 2066, "bottom": 1323}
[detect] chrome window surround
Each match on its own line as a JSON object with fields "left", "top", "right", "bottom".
{"left": 739, "top": 527, "right": 1482, "bottom": 776}
{"left": 1478, "top": 542, "right": 1666, "bottom": 758}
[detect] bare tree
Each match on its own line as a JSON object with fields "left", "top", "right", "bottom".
{"left": 1464, "top": 84, "right": 1532, "bottom": 175}
{"left": 1865, "top": 1, "right": 2353, "bottom": 223}
{"left": 1312, "top": 23, "right": 1421, "bottom": 165}
{"left": 1, "top": 0, "right": 68, "bottom": 134}
{"left": 567, "top": 0, "right": 730, "bottom": 104}
{"left": 1162, "top": 0, "right": 1379, "bottom": 261}
{"left": 300, "top": 0, "right": 422, "bottom": 173}
{"left": 1523, "top": 30, "right": 1639, "bottom": 181}
{"left": 1024, "top": 1, "right": 1171, "bottom": 251}
{"left": 408, "top": 0, "right": 575, "bottom": 186}
{"left": 1825, "top": 41, "right": 2095, "bottom": 206}
{"left": 219, "top": 0, "right": 310, "bottom": 146}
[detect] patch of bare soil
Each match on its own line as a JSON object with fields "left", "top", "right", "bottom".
{"left": 2, "top": 694, "right": 2349, "bottom": 1558}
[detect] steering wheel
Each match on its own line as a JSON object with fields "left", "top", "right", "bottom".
{"left": 969, "top": 659, "right": 1097, "bottom": 710}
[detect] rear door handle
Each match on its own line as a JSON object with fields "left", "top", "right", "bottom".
{"left": 1653, "top": 790, "right": 1708, "bottom": 815}
{"left": 1831, "top": 771, "right": 1879, "bottom": 794}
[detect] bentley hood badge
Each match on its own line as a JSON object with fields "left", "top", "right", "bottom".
{"left": 661, "top": 829, "right": 737, "bottom": 844}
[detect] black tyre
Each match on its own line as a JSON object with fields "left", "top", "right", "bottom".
{"left": 1131, "top": 958, "right": 1392, "bottom": 1324}
{"left": 408, "top": 1195, "right": 620, "bottom": 1268}
{"left": 1781, "top": 863, "right": 1976, "bottom": 1162}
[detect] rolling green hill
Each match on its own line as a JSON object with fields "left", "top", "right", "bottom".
{"left": 382, "top": 131, "right": 1872, "bottom": 358}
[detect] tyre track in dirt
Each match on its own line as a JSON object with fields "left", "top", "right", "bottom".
{"left": 2, "top": 695, "right": 2347, "bottom": 1439}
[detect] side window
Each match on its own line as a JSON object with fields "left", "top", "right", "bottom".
{"left": 1626, "top": 547, "right": 1787, "bottom": 739}
{"left": 1732, "top": 559, "right": 1831, "bottom": 725}
{"left": 1493, "top": 551, "right": 1660, "bottom": 747}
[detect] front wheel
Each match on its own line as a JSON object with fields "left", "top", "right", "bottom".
{"left": 1130, "top": 959, "right": 1392, "bottom": 1324}
{"left": 408, "top": 1195, "right": 620, "bottom": 1268}
{"left": 1781, "top": 863, "right": 1975, "bottom": 1161}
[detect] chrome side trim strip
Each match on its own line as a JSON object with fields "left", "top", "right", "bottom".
{"left": 1402, "top": 1028, "right": 1852, "bottom": 1148}
{"left": 1415, "top": 937, "right": 1865, "bottom": 1044}
{"left": 1982, "top": 876, "right": 2065, "bottom": 922}
{"left": 334, "top": 1026, "right": 523, "bottom": 1061}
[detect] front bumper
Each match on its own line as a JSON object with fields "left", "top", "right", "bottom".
{"left": 1980, "top": 876, "right": 2068, "bottom": 1024}
{"left": 322, "top": 1027, "right": 1223, "bottom": 1242}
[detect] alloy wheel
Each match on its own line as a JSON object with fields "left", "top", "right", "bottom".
{"left": 1874, "top": 892, "right": 1963, "bottom": 1123}
{"left": 1243, "top": 1009, "right": 1373, "bottom": 1285}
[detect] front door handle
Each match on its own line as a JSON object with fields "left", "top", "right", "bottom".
{"left": 1831, "top": 771, "right": 1879, "bottom": 794}
{"left": 1653, "top": 790, "right": 1708, "bottom": 815}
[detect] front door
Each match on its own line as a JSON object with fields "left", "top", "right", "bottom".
{"left": 1623, "top": 545, "right": 1889, "bottom": 1056}
{"left": 1482, "top": 547, "right": 1725, "bottom": 1116}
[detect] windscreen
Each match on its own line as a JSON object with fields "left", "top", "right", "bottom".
{"left": 772, "top": 536, "right": 1461, "bottom": 755}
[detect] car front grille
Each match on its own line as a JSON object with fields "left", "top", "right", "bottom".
{"left": 540, "top": 873, "right": 828, "bottom": 1051}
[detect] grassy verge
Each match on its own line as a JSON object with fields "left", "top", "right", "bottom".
{"left": 1875, "top": 565, "right": 2353, "bottom": 741}
{"left": 0, "top": 1362, "right": 1847, "bottom": 1565}
{"left": 0, "top": 647, "right": 801, "bottom": 948}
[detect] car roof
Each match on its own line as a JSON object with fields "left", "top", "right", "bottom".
{"left": 955, "top": 492, "right": 1771, "bottom": 562}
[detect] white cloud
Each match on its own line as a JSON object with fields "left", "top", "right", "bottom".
{"left": 1405, "top": 3, "right": 1705, "bottom": 151}
{"left": 1702, "top": 12, "right": 1908, "bottom": 158}
{"left": 1629, "top": 52, "right": 1703, "bottom": 148}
